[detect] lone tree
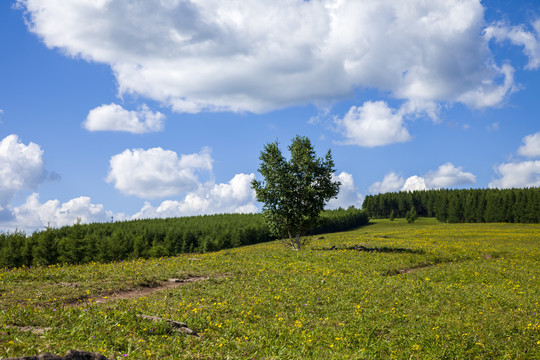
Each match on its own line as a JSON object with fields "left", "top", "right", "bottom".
{"left": 406, "top": 207, "right": 418, "bottom": 223}
{"left": 251, "top": 136, "right": 341, "bottom": 250}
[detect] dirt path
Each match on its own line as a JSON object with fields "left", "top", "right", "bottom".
{"left": 5, "top": 276, "right": 219, "bottom": 336}
{"left": 69, "top": 275, "right": 216, "bottom": 307}
{"left": 385, "top": 258, "right": 461, "bottom": 276}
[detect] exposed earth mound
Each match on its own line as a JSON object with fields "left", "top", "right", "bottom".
{"left": 6, "top": 349, "right": 109, "bottom": 360}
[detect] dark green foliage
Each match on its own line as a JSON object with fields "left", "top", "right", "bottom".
{"left": 312, "top": 207, "right": 368, "bottom": 234}
{"left": 0, "top": 231, "right": 28, "bottom": 268}
{"left": 362, "top": 187, "right": 540, "bottom": 223}
{"left": 0, "top": 208, "right": 369, "bottom": 268}
{"left": 58, "top": 218, "right": 86, "bottom": 264}
{"left": 447, "top": 192, "right": 463, "bottom": 223}
{"left": 252, "top": 136, "right": 341, "bottom": 250}
{"left": 405, "top": 207, "right": 418, "bottom": 223}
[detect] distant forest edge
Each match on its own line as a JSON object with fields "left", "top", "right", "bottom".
{"left": 362, "top": 187, "right": 539, "bottom": 224}
{"left": 0, "top": 208, "right": 369, "bottom": 268}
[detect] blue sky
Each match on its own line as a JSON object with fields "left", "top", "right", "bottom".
{"left": 1, "top": 0, "right": 539, "bottom": 233}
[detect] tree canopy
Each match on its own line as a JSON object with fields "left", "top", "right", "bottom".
{"left": 251, "top": 136, "right": 341, "bottom": 250}
{"left": 0, "top": 209, "right": 369, "bottom": 268}
{"left": 362, "top": 187, "right": 539, "bottom": 223}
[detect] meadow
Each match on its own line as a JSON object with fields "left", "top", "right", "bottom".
{"left": 0, "top": 218, "right": 538, "bottom": 359}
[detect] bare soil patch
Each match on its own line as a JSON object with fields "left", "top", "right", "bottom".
{"left": 316, "top": 243, "right": 425, "bottom": 254}
{"left": 386, "top": 264, "right": 434, "bottom": 275}
{"left": 58, "top": 282, "right": 80, "bottom": 288}
{"left": 3, "top": 325, "right": 52, "bottom": 335}
{"left": 69, "top": 275, "right": 226, "bottom": 307}
{"left": 5, "top": 349, "right": 110, "bottom": 360}
{"left": 136, "top": 314, "right": 200, "bottom": 337}
{"left": 91, "top": 276, "right": 210, "bottom": 304}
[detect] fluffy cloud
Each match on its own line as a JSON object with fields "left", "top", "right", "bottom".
{"left": 425, "top": 162, "right": 476, "bottom": 188}
{"left": 489, "top": 161, "right": 540, "bottom": 189}
{"left": 1, "top": 171, "right": 260, "bottom": 233}
{"left": 456, "top": 63, "right": 516, "bottom": 109}
{"left": 132, "top": 173, "right": 258, "bottom": 219}
{"left": 335, "top": 101, "right": 411, "bottom": 147}
{"left": 487, "top": 132, "right": 540, "bottom": 189}
{"left": 3, "top": 193, "right": 120, "bottom": 234}
{"left": 517, "top": 132, "right": 540, "bottom": 158}
{"left": 485, "top": 20, "right": 540, "bottom": 70}
{"left": 84, "top": 103, "right": 165, "bottom": 133}
{"left": 369, "top": 172, "right": 405, "bottom": 194}
{"left": 369, "top": 162, "right": 476, "bottom": 194}
{"left": 19, "top": 0, "right": 517, "bottom": 113}
{"left": 106, "top": 146, "right": 213, "bottom": 199}
{"left": 0, "top": 134, "right": 45, "bottom": 205}
{"left": 401, "top": 176, "right": 428, "bottom": 192}
{"left": 326, "top": 172, "right": 363, "bottom": 209}
{"left": 134, "top": 170, "right": 363, "bottom": 218}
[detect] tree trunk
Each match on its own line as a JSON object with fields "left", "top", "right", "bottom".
{"left": 287, "top": 230, "right": 301, "bottom": 251}
{"left": 287, "top": 230, "right": 295, "bottom": 250}
{"left": 294, "top": 234, "right": 301, "bottom": 251}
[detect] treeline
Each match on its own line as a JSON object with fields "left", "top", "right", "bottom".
{"left": 0, "top": 208, "right": 369, "bottom": 268}
{"left": 362, "top": 187, "right": 539, "bottom": 223}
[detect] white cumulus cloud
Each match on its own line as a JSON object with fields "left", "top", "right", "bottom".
{"left": 485, "top": 20, "right": 540, "bottom": 70}
{"left": 425, "top": 162, "right": 476, "bottom": 188}
{"left": 0, "top": 134, "right": 46, "bottom": 205}
{"left": 84, "top": 103, "right": 165, "bottom": 133}
{"left": 106, "top": 146, "right": 213, "bottom": 199}
{"left": 369, "top": 172, "right": 405, "bottom": 194}
{"left": 3, "top": 193, "right": 121, "bottom": 234}
{"left": 369, "top": 162, "right": 476, "bottom": 194}
{"left": 19, "top": 0, "right": 518, "bottom": 113}
{"left": 335, "top": 101, "right": 411, "bottom": 147}
{"left": 132, "top": 173, "right": 258, "bottom": 219}
{"left": 1, "top": 170, "right": 261, "bottom": 233}
{"left": 326, "top": 172, "right": 363, "bottom": 209}
{"left": 401, "top": 176, "right": 428, "bottom": 192}
{"left": 489, "top": 160, "right": 540, "bottom": 189}
{"left": 517, "top": 131, "right": 540, "bottom": 158}
{"left": 456, "top": 63, "right": 516, "bottom": 109}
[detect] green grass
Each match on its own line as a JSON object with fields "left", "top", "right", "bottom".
{"left": 1, "top": 218, "right": 539, "bottom": 359}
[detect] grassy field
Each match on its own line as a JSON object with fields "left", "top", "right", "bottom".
{"left": 1, "top": 218, "right": 538, "bottom": 359}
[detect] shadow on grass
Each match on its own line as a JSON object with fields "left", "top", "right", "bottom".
{"left": 313, "top": 244, "right": 425, "bottom": 255}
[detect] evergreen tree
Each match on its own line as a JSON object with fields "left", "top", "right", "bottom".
{"left": 435, "top": 192, "right": 449, "bottom": 222}
{"left": 58, "top": 218, "right": 86, "bottom": 264}
{"left": 463, "top": 191, "right": 476, "bottom": 223}
{"left": 361, "top": 187, "right": 539, "bottom": 225}
{"left": 475, "top": 190, "right": 486, "bottom": 222}
{"left": 33, "top": 227, "right": 59, "bottom": 266}
{"left": 485, "top": 191, "right": 504, "bottom": 222}
{"left": 406, "top": 207, "right": 418, "bottom": 223}
{"left": 398, "top": 196, "right": 408, "bottom": 218}
{"left": 447, "top": 192, "right": 463, "bottom": 223}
